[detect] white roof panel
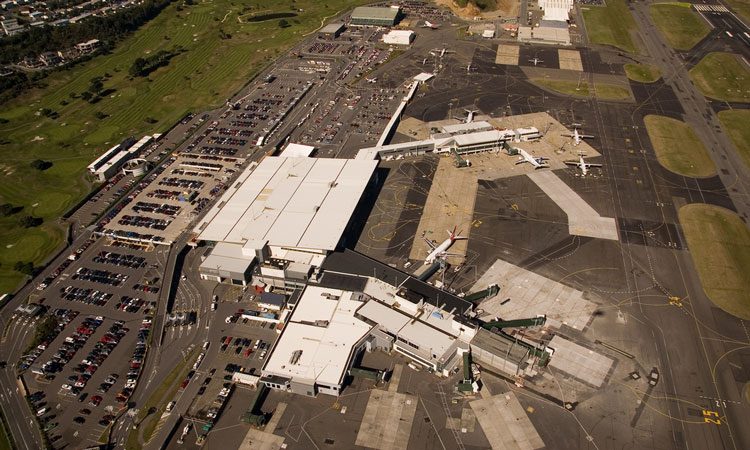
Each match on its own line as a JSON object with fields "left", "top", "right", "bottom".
{"left": 265, "top": 211, "right": 315, "bottom": 247}
{"left": 196, "top": 157, "right": 377, "bottom": 251}
{"left": 264, "top": 286, "right": 373, "bottom": 386}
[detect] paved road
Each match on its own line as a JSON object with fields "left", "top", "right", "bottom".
{"left": 630, "top": 3, "right": 750, "bottom": 222}
{"left": 628, "top": 3, "right": 750, "bottom": 449}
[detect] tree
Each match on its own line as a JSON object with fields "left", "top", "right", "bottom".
{"left": 278, "top": 19, "right": 290, "bottom": 28}
{"left": 0, "top": 203, "right": 15, "bottom": 217}
{"left": 30, "top": 159, "right": 52, "bottom": 171}
{"left": 19, "top": 215, "right": 42, "bottom": 228}
{"left": 13, "top": 261, "right": 35, "bottom": 276}
{"left": 94, "top": 111, "right": 108, "bottom": 120}
{"left": 89, "top": 77, "right": 104, "bottom": 95}
{"left": 80, "top": 91, "right": 93, "bottom": 101}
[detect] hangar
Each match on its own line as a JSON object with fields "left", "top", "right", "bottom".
{"left": 350, "top": 6, "right": 400, "bottom": 26}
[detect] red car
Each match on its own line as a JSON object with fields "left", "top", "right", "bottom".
{"left": 89, "top": 395, "right": 103, "bottom": 406}
{"left": 179, "top": 379, "right": 189, "bottom": 390}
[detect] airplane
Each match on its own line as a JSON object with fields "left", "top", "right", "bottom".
{"left": 422, "top": 20, "right": 439, "bottom": 29}
{"left": 564, "top": 152, "right": 602, "bottom": 176}
{"left": 464, "top": 108, "right": 478, "bottom": 123}
{"left": 515, "top": 148, "right": 549, "bottom": 169}
{"left": 528, "top": 57, "right": 544, "bottom": 66}
{"left": 365, "top": 77, "right": 377, "bottom": 84}
{"left": 561, "top": 127, "right": 594, "bottom": 146}
{"left": 424, "top": 226, "right": 466, "bottom": 264}
{"left": 430, "top": 48, "right": 454, "bottom": 58}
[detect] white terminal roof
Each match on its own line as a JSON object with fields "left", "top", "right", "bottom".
{"left": 357, "top": 300, "right": 457, "bottom": 359}
{"left": 199, "top": 241, "right": 256, "bottom": 274}
{"left": 413, "top": 72, "right": 434, "bottom": 82}
{"left": 443, "top": 129, "right": 512, "bottom": 147}
{"left": 264, "top": 286, "right": 372, "bottom": 386}
{"left": 384, "top": 30, "right": 414, "bottom": 38}
{"left": 195, "top": 156, "right": 377, "bottom": 251}
{"left": 280, "top": 143, "right": 315, "bottom": 158}
{"left": 441, "top": 121, "right": 494, "bottom": 134}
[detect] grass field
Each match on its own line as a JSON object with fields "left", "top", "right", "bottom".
{"left": 644, "top": 115, "right": 716, "bottom": 178}
{"left": 718, "top": 109, "right": 750, "bottom": 169}
{"left": 532, "top": 79, "right": 632, "bottom": 100}
{"left": 0, "top": 0, "right": 367, "bottom": 294}
{"left": 689, "top": 52, "right": 750, "bottom": 103}
{"left": 581, "top": 0, "right": 639, "bottom": 54}
{"left": 649, "top": 3, "right": 710, "bottom": 50}
{"left": 679, "top": 204, "right": 750, "bottom": 320}
{"left": 624, "top": 63, "right": 662, "bottom": 83}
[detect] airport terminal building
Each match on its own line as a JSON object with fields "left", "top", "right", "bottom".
{"left": 193, "top": 156, "right": 379, "bottom": 288}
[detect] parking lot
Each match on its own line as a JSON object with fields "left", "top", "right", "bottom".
{"left": 18, "top": 234, "right": 163, "bottom": 448}
{"left": 99, "top": 152, "right": 244, "bottom": 245}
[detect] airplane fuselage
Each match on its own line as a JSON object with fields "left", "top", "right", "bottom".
{"left": 425, "top": 238, "right": 455, "bottom": 263}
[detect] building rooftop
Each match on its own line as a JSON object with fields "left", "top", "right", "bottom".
{"left": 441, "top": 121, "right": 494, "bottom": 135}
{"left": 321, "top": 249, "right": 474, "bottom": 317}
{"left": 263, "top": 286, "right": 372, "bottom": 387}
{"left": 199, "top": 242, "right": 256, "bottom": 274}
{"left": 279, "top": 143, "right": 315, "bottom": 158}
{"left": 351, "top": 6, "right": 399, "bottom": 21}
{"left": 471, "top": 328, "right": 530, "bottom": 364}
{"left": 195, "top": 157, "right": 377, "bottom": 251}
{"left": 320, "top": 22, "right": 345, "bottom": 34}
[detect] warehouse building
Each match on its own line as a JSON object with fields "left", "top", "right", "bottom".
{"left": 350, "top": 6, "right": 400, "bottom": 26}
{"left": 319, "top": 22, "right": 345, "bottom": 39}
{"left": 194, "top": 157, "right": 378, "bottom": 287}
{"left": 382, "top": 29, "right": 415, "bottom": 46}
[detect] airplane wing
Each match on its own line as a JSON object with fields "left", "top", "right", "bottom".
{"left": 585, "top": 163, "right": 603, "bottom": 168}
{"left": 580, "top": 134, "right": 595, "bottom": 138}
{"left": 560, "top": 133, "right": 574, "bottom": 137}
{"left": 563, "top": 160, "right": 579, "bottom": 166}
{"left": 423, "top": 237, "right": 437, "bottom": 250}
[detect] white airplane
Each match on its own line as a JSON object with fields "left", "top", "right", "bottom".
{"left": 561, "top": 127, "right": 594, "bottom": 146}
{"left": 528, "top": 57, "right": 544, "bottom": 66}
{"left": 365, "top": 77, "right": 377, "bottom": 83}
{"left": 515, "top": 148, "right": 549, "bottom": 169}
{"left": 424, "top": 226, "right": 466, "bottom": 264}
{"left": 464, "top": 108, "right": 478, "bottom": 123}
{"left": 422, "top": 20, "right": 439, "bottom": 29}
{"left": 564, "top": 152, "right": 602, "bottom": 176}
{"left": 431, "top": 48, "right": 454, "bottom": 58}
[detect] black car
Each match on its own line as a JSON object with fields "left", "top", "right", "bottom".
{"left": 78, "top": 392, "right": 88, "bottom": 403}
{"left": 73, "top": 416, "right": 86, "bottom": 424}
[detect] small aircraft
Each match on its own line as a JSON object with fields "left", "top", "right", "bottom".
{"left": 515, "top": 148, "right": 549, "bottom": 169}
{"left": 424, "top": 226, "right": 466, "bottom": 264}
{"left": 564, "top": 152, "right": 602, "bottom": 176}
{"left": 430, "top": 47, "right": 454, "bottom": 58}
{"left": 422, "top": 20, "right": 439, "bottom": 29}
{"left": 528, "top": 57, "right": 544, "bottom": 66}
{"left": 365, "top": 77, "right": 377, "bottom": 84}
{"left": 463, "top": 108, "right": 479, "bottom": 123}
{"left": 561, "top": 127, "right": 594, "bottom": 146}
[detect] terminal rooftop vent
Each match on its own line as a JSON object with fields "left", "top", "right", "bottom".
{"left": 289, "top": 349, "right": 303, "bottom": 365}
{"left": 321, "top": 293, "right": 340, "bottom": 301}
{"left": 329, "top": 181, "right": 338, "bottom": 188}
